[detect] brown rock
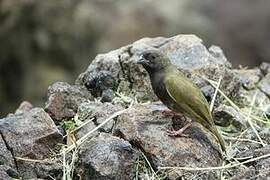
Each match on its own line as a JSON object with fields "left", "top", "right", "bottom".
{"left": 0, "top": 108, "right": 63, "bottom": 179}
{"left": 113, "top": 103, "right": 222, "bottom": 179}
{"left": 45, "top": 82, "right": 93, "bottom": 121}
{"left": 77, "top": 133, "right": 139, "bottom": 180}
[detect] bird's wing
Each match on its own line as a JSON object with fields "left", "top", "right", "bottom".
{"left": 164, "top": 70, "right": 214, "bottom": 127}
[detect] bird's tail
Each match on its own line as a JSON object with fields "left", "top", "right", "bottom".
{"left": 209, "top": 125, "right": 226, "bottom": 152}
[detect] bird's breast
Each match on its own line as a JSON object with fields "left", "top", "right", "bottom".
{"left": 150, "top": 72, "right": 178, "bottom": 111}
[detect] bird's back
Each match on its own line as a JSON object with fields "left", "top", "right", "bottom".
{"left": 163, "top": 66, "right": 226, "bottom": 151}
{"left": 164, "top": 66, "right": 213, "bottom": 127}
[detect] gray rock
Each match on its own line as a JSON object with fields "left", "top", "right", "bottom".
{"left": 77, "top": 133, "right": 139, "bottom": 180}
{"left": 260, "top": 62, "right": 270, "bottom": 75}
{"left": 0, "top": 165, "right": 18, "bottom": 180}
{"left": 236, "top": 68, "right": 262, "bottom": 90}
{"left": 0, "top": 108, "right": 63, "bottom": 179}
{"left": 0, "top": 136, "right": 18, "bottom": 179}
{"left": 45, "top": 82, "right": 93, "bottom": 121}
{"left": 76, "top": 35, "right": 241, "bottom": 105}
{"left": 229, "top": 166, "right": 256, "bottom": 180}
{"left": 101, "top": 89, "right": 115, "bottom": 103}
{"left": 213, "top": 105, "right": 247, "bottom": 131}
{"left": 259, "top": 128, "right": 270, "bottom": 145}
{"left": 76, "top": 102, "right": 123, "bottom": 139}
{"left": 113, "top": 103, "right": 222, "bottom": 179}
{"left": 83, "top": 70, "right": 117, "bottom": 98}
{"left": 17, "top": 159, "right": 62, "bottom": 180}
{"left": 258, "top": 73, "right": 270, "bottom": 98}
{"left": 0, "top": 134, "right": 16, "bottom": 169}
{"left": 253, "top": 146, "right": 270, "bottom": 179}
{"left": 241, "top": 88, "right": 270, "bottom": 108}
{"left": 266, "top": 105, "right": 270, "bottom": 119}
{"left": 14, "top": 101, "right": 33, "bottom": 114}
{"left": 231, "top": 146, "right": 270, "bottom": 179}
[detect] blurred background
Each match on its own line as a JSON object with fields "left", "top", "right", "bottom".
{"left": 1, "top": 0, "right": 270, "bottom": 117}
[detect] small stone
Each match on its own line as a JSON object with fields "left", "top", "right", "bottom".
{"left": 101, "top": 89, "right": 115, "bottom": 102}
{"left": 259, "top": 62, "right": 270, "bottom": 75}
{"left": 83, "top": 70, "right": 116, "bottom": 97}
{"left": 213, "top": 105, "right": 247, "bottom": 131}
{"left": 237, "top": 68, "right": 262, "bottom": 90}
{"left": 258, "top": 73, "right": 270, "bottom": 97}
{"left": 75, "top": 102, "right": 123, "bottom": 139}
{"left": 14, "top": 101, "right": 33, "bottom": 114}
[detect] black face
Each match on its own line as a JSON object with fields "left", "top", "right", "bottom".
{"left": 137, "top": 50, "right": 169, "bottom": 73}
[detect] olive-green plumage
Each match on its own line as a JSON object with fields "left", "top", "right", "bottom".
{"left": 138, "top": 50, "right": 226, "bottom": 152}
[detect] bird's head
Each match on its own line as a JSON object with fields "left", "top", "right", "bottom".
{"left": 137, "top": 50, "right": 171, "bottom": 73}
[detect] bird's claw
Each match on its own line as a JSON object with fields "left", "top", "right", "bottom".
{"left": 166, "top": 128, "right": 189, "bottom": 137}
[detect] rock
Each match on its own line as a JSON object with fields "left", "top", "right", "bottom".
{"left": 77, "top": 133, "right": 139, "bottom": 180}
{"left": 236, "top": 68, "right": 262, "bottom": 90}
{"left": 0, "top": 134, "right": 16, "bottom": 169}
{"left": 241, "top": 88, "right": 270, "bottom": 107}
{"left": 45, "top": 82, "right": 93, "bottom": 122}
{"left": 83, "top": 70, "right": 117, "bottom": 98}
{"left": 231, "top": 146, "right": 270, "bottom": 179}
{"left": 260, "top": 62, "right": 270, "bottom": 75}
{"left": 259, "top": 128, "right": 270, "bottom": 145}
{"left": 75, "top": 102, "right": 123, "bottom": 139}
{"left": 0, "top": 135, "right": 18, "bottom": 179}
{"left": 253, "top": 146, "right": 270, "bottom": 179}
{"left": 229, "top": 166, "right": 256, "bottom": 180}
{"left": 113, "top": 103, "right": 222, "bottom": 179}
{"left": 77, "top": 35, "right": 240, "bottom": 106}
{"left": 0, "top": 165, "right": 19, "bottom": 180}
{"left": 0, "top": 108, "right": 63, "bottom": 179}
{"left": 16, "top": 159, "right": 62, "bottom": 180}
{"left": 14, "top": 101, "right": 33, "bottom": 114}
{"left": 265, "top": 105, "right": 270, "bottom": 119}
{"left": 213, "top": 105, "right": 247, "bottom": 131}
{"left": 101, "top": 89, "right": 115, "bottom": 103}
{"left": 258, "top": 73, "right": 270, "bottom": 98}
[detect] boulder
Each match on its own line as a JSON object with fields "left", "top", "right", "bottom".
{"left": 76, "top": 35, "right": 241, "bottom": 105}
{"left": 0, "top": 108, "right": 63, "bottom": 179}
{"left": 113, "top": 103, "right": 222, "bottom": 179}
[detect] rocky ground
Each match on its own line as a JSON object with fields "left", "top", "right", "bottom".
{"left": 1, "top": 35, "right": 270, "bottom": 179}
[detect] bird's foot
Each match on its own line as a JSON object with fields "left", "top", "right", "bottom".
{"left": 167, "top": 122, "right": 192, "bottom": 137}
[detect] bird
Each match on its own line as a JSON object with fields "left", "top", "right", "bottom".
{"left": 137, "top": 49, "right": 226, "bottom": 152}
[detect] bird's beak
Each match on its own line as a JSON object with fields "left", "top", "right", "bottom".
{"left": 137, "top": 55, "right": 146, "bottom": 64}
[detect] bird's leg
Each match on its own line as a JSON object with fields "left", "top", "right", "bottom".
{"left": 167, "top": 121, "right": 192, "bottom": 137}
{"left": 161, "top": 109, "right": 183, "bottom": 119}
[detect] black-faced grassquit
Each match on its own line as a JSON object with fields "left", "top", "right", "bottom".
{"left": 137, "top": 50, "right": 226, "bottom": 152}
